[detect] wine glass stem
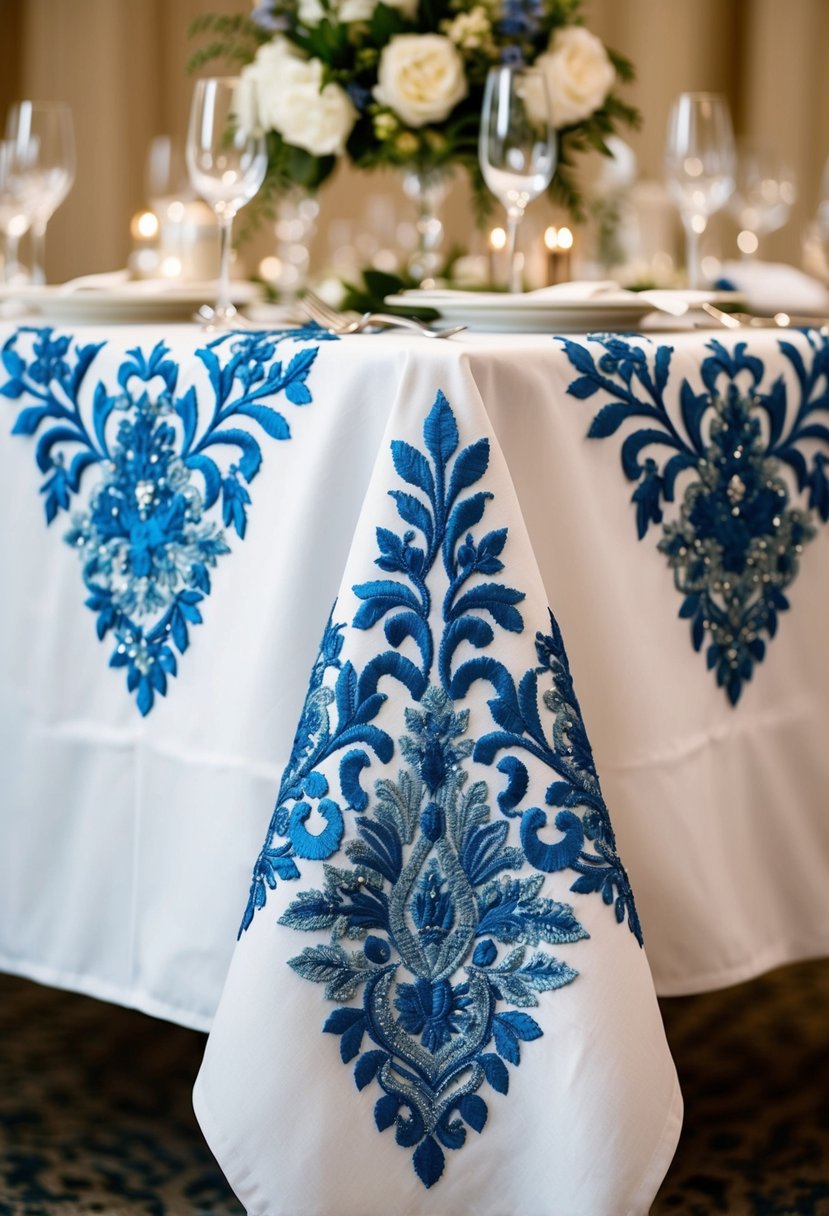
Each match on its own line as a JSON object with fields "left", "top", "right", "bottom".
{"left": 506, "top": 211, "right": 523, "bottom": 293}
{"left": 30, "top": 220, "right": 47, "bottom": 286}
{"left": 684, "top": 220, "right": 703, "bottom": 291}
{"left": 216, "top": 213, "right": 234, "bottom": 318}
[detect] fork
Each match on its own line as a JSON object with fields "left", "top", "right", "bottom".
{"left": 301, "top": 289, "right": 466, "bottom": 339}
{"left": 701, "top": 301, "right": 829, "bottom": 332}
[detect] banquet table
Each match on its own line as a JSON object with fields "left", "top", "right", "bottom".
{"left": 2, "top": 314, "right": 829, "bottom": 1215}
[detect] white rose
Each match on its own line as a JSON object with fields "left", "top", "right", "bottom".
{"left": 243, "top": 37, "right": 357, "bottom": 156}
{"left": 298, "top": 0, "right": 417, "bottom": 25}
{"left": 374, "top": 34, "right": 468, "bottom": 128}
{"left": 531, "top": 26, "right": 615, "bottom": 129}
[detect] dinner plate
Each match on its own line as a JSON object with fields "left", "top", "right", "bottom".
{"left": 384, "top": 289, "right": 659, "bottom": 333}
{"left": 384, "top": 288, "right": 746, "bottom": 333}
{"left": 0, "top": 281, "right": 262, "bottom": 324}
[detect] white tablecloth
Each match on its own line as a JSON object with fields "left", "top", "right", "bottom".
{"left": 3, "top": 318, "right": 829, "bottom": 1213}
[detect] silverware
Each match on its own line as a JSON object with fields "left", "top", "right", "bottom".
{"left": 300, "top": 289, "right": 466, "bottom": 339}
{"left": 701, "top": 301, "right": 829, "bottom": 332}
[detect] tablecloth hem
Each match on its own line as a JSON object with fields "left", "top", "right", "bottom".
{"left": 624, "top": 1074, "right": 684, "bottom": 1216}
{"left": 193, "top": 1077, "right": 266, "bottom": 1216}
{"left": 0, "top": 952, "right": 214, "bottom": 1033}
{"left": 652, "top": 935, "right": 829, "bottom": 997}
{"left": 192, "top": 1073, "right": 685, "bottom": 1216}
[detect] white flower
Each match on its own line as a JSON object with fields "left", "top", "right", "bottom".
{"left": 442, "top": 6, "right": 495, "bottom": 54}
{"left": 298, "top": 0, "right": 417, "bottom": 25}
{"left": 242, "top": 36, "right": 357, "bottom": 156}
{"left": 530, "top": 25, "right": 615, "bottom": 129}
{"left": 374, "top": 34, "right": 468, "bottom": 128}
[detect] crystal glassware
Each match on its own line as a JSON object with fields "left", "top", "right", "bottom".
{"left": 186, "top": 77, "right": 267, "bottom": 327}
{"left": 5, "top": 100, "right": 75, "bottom": 285}
{"left": 728, "top": 143, "right": 796, "bottom": 257}
{"left": 479, "top": 64, "right": 556, "bottom": 293}
{"left": 664, "top": 92, "right": 736, "bottom": 290}
{"left": 0, "top": 138, "right": 36, "bottom": 283}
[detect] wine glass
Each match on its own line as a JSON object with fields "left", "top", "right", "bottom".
{"left": 664, "top": 92, "right": 735, "bottom": 290}
{"left": 0, "top": 139, "right": 36, "bottom": 283}
{"left": 479, "top": 64, "right": 556, "bottom": 293}
{"left": 5, "top": 101, "right": 75, "bottom": 285}
{"left": 728, "top": 143, "right": 796, "bottom": 257}
{"left": 186, "top": 77, "right": 267, "bottom": 327}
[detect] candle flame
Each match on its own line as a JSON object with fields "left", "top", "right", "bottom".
{"left": 544, "top": 225, "right": 574, "bottom": 251}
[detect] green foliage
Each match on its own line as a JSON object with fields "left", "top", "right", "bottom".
{"left": 189, "top": 0, "right": 641, "bottom": 235}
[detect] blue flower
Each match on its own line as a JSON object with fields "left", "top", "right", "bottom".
{"left": 394, "top": 977, "right": 471, "bottom": 1052}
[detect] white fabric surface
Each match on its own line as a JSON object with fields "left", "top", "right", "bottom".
{"left": 3, "top": 318, "right": 829, "bottom": 1212}
{"left": 718, "top": 259, "right": 829, "bottom": 315}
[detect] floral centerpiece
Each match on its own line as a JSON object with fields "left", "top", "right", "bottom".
{"left": 190, "top": 0, "right": 638, "bottom": 224}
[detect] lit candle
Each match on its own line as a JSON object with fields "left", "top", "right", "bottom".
{"left": 128, "top": 209, "right": 161, "bottom": 278}
{"left": 544, "top": 225, "right": 574, "bottom": 285}
{"left": 157, "top": 199, "right": 219, "bottom": 282}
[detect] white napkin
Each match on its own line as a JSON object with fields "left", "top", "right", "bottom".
{"left": 56, "top": 269, "right": 132, "bottom": 293}
{"left": 401, "top": 281, "right": 623, "bottom": 304}
{"left": 717, "top": 260, "right": 829, "bottom": 315}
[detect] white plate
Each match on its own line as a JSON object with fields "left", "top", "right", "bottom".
{"left": 0, "top": 281, "right": 261, "bottom": 324}
{"left": 384, "top": 289, "right": 658, "bottom": 333}
{"left": 384, "top": 288, "right": 747, "bottom": 333}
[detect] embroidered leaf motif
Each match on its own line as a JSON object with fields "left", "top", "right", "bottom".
{"left": 289, "top": 944, "right": 374, "bottom": 1001}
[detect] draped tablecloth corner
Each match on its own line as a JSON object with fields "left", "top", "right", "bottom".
{"left": 191, "top": 377, "right": 683, "bottom": 1216}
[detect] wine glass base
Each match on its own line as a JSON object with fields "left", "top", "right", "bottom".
{"left": 193, "top": 302, "right": 253, "bottom": 331}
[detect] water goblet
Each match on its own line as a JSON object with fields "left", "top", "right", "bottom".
{"left": 0, "top": 139, "right": 36, "bottom": 283}
{"left": 479, "top": 64, "right": 556, "bottom": 293}
{"left": 186, "top": 77, "right": 267, "bottom": 327}
{"left": 664, "top": 92, "right": 735, "bottom": 289}
{"left": 729, "top": 143, "right": 797, "bottom": 258}
{"left": 6, "top": 100, "right": 75, "bottom": 285}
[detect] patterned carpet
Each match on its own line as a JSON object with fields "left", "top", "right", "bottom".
{"left": 1, "top": 960, "right": 827, "bottom": 1215}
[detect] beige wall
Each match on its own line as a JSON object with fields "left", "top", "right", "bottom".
{"left": 3, "top": 0, "right": 828, "bottom": 281}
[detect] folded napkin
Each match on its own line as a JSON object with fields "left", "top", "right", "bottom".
{"left": 395, "top": 281, "right": 718, "bottom": 320}
{"left": 400, "top": 280, "right": 623, "bottom": 305}
{"left": 716, "top": 260, "right": 829, "bottom": 316}
{"left": 56, "top": 269, "right": 132, "bottom": 293}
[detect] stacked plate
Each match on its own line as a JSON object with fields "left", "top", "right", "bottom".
{"left": 384, "top": 285, "right": 744, "bottom": 334}
{"left": 0, "top": 278, "right": 261, "bottom": 324}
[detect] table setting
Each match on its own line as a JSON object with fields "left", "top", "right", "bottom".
{"left": 2, "top": 2, "right": 829, "bottom": 1214}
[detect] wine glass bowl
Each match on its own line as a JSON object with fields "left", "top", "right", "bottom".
{"left": 5, "top": 100, "right": 75, "bottom": 284}
{"left": 0, "top": 138, "right": 38, "bottom": 283}
{"left": 664, "top": 92, "right": 736, "bottom": 289}
{"left": 728, "top": 144, "right": 796, "bottom": 257}
{"left": 479, "top": 65, "right": 556, "bottom": 293}
{"left": 186, "top": 76, "right": 267, "bottom": 326}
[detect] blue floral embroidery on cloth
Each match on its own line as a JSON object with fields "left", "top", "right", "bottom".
{"left": 283, "top": 684, "right": 586, "bottom": 1189}
{"left": 243, "top": 391, "right": 640, "bottom": 1188}
{"left": 558, "top": 332, "right": 829, "bottom": 703}
{"left": 1, "top": 324, "right": 332, "bottom": 713}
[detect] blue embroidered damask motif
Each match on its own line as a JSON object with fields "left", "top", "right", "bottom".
{"left": 283, "top": 684, "right": 586, "bottom": 1189}
{"left": 1, "top": 324, "right": 331, "bottom": 713}
{"left": 558, "top": 332, "right": 829, "bottom": 703}
{"left": 242, "top": 391, "right": 639, "bottom": 1188}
